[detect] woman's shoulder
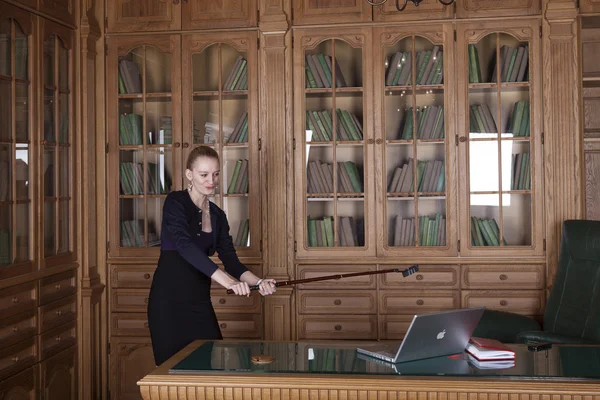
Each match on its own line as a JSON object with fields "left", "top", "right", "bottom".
{"left": 165, "top": 190, "right": 190, "bottom": 206}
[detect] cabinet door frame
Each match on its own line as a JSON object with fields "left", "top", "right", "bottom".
{"left": 373, "top": 23, "right": 458, "bottom": 258}
{"left": 293, "top": 27, "right": 376, "bottom": 259}
{"left": 181, "top": 31, "right": 261, "bottom": 258}
{"left": 456, "top": 19, "right": 544, "bottom": 258}
{"left": 106, "top": 34, "right": 182, "bottom": 258}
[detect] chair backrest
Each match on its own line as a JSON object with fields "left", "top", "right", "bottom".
{"left": 544, "top": 220, "right": 600, "bottom": 342}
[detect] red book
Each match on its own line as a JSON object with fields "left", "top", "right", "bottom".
{"left": 466, "top": 337, "right": 516, "bottom": 361}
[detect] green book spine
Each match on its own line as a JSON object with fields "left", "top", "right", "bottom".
{"left": 317, "top": 54, "right": 332, "bottom": 87}
{"left": 227, "top": 160, "right": 242, "bottom": 194}
{"left": 307, "top": 219, "right": 317, "bottom": 247}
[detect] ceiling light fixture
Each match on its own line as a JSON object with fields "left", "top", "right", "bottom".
{"left": 366, "top": 0, "right": 455, "bottom": 11}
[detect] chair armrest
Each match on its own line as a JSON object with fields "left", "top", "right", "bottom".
{"left": 472, "top": 310, "right": 541, "bottom": 343}
{"left": 516, "top": 331, "right": 597, "bottom": 344}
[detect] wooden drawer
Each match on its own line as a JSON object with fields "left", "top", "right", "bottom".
{"left": 298, "top": 290, "right": 376, "bottom": 314}
{"left": 298, "top": 315, "right": 377, "bottom": 340}
{"left": 462, "top": 290, "right": 545, "bottom": 315}
{"left": 462, "top": 265, "right": 544, "bottom": 289}
{"left": 0, "top": 365, "right": 37, "bottom": 400}
{"left": 111, "top": 289, "right": 150, "bottom": 313}
{"left": 379, "top": 315, "right": 415, "bottom": 340}
{"left": 0, "top": 282, "right": 37, "bottom": 320}
{"left": 216, "top": 314, "right": 262, "bottom": 339}
{"left": 379, "top": 265, "right": 459, "bottom": 289}
{"left": 0, "top": 310, "right": 37, "bottom": 350}
{"left": 39, "top": 269, "right": 77, "bottom": 306}
{"left": 456, "top": 0, "right": 541, "bottom": 19}
{"left": 39, "top": 320, "right": 77, "bottom": 362}
{"left": 0, "top": 336, "right": 38, "bottom": 381}
{"left": 39, "top": 295, "right": 77, "bottom": 334}
{"left": 379, "top": 290, "right": 460, "bottom": 315}
{"left": 296, "top": 265, "right": 377, "bottom": 289}
{"left": 111, "top": 265, "right": 156, "bottom": 288}
{"left": 211, "top": 290, "right": 261, "bottom": 313}
{"left": 111, "top": 313, "right": 149, "bottom": 337}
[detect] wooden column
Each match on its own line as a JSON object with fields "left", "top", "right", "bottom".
{"left": 78, "top": 0, "right": 105, "bottom": 398}
{"left": 543, "top": 0, "right": 583, "bottom": 286}
{"left": 259, "top": 0, "right": 295, "bottom": 340}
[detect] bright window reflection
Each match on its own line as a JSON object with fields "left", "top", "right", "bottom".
{"left": 469, "top": 133, "right": 513, "bottom": 206}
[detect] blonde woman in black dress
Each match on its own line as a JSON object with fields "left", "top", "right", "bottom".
{"left": 147, "top": 145, "right": 276, "bottom": 366}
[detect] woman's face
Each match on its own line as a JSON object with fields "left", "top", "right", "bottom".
{"left": 186, "top": 156, "right": 220, "bottom": 196}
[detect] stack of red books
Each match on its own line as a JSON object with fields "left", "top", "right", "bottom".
{"left": 466, "top": 337, "right": 516, "bottom": 369}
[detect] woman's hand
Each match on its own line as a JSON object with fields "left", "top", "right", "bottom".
{"left": 227, "top": 281, "right": 251, "bottom": 296}
{"left": 257, "top": 278, "right": 277, "bottom": 296}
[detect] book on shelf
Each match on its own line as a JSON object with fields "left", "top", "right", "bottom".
{"left": 307, "top": 216, "right": 364, "bottom": 248}
{"left": 470, "top": 217, "right": 507, "bottom": 246}
{"left": 120, "top": 161, "right": 172, "bottom": 195}
{"left": 226, "top": 112, "right": 248, "bottom": 143}
{"left": 509, "top": 101, "right": 530, "bottom": 137}
{"left": 305, "top": 53, "right": 347, "bottom": 89}
{"left": 234, "top": 219, "right": 250, "bottom": 247}
{"left": 118, "top": 57, "right": 142, "bottom": 94}
{"left": 490, "top": 44, "right": 529, "bottom": 83}
{"left": 119, "top": 113, "right": 143, "bottom": 145}
{"left": 227, "top": 159, "right": 248, "bottom": 194}
{"left": 305, "top": 109, "right": 363, "bottom": 142}
{"left": 470, "top": 104, "right": 497, "bottom": 134}
{"left": 388, "top": 158, "right": 445, "bottom": 195}
{"left": 392, "top": 213, "right": 446, "bottom": 247}
{"left": 398, "top": 106, "right": 445, "bottom": 140}
{"left": 466, "top": 337, "right": 516, "bottom": 361}
{"left": 307, "top": 216, "right": 334, "bottom": 247}
{"left": 223, "top": 56, "right": 248, "bottom": 91}
{"left": 511, "top": 152, "right": 530, "bottom": 190}
{"left": 148, "top": 116, "right": 172, "bottom": 145}
{"left": 385, "top": 47, "right": 444, "bottom": 87}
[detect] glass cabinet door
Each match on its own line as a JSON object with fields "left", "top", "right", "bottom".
{"left": 0, "top": 8, "right": 33, "bottom": 279}
{"left": 182, "top": 32, "right": 259, "bottom": 257}
{"left": 41, "top": 21, "right": 73, "bottom": 267}
{"left": 294, "top": 28, "right": 374, "bottom": 258}
{"left": 375, "top": 26, "right": 456, "bottom": 257}
{"left": 108, "top": 36, "right": 181, "bottom": 256}
{"left": 457, "top": 21, "right": 543, "bottom": 256}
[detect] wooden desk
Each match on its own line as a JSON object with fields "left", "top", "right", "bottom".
{"left": 138, "top": 341, "right": 600, "bottom": 400}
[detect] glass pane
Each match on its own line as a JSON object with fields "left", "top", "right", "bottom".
{"left": 44, "top": 200, "right": 55, "bottom": 255}
{"left": 43, "top": 148, "right": 55, "bottom": 197}
{"left": 0, "top": 19, "right": 10, "bottom": 77}
{"left": 119, "top": 198, "right": 145, "bottom": 247}
{"left": 119, "top": 150, "right": 144, "bottom": 195}
{"left": 58, "top": 147, "right": 69, "bottom": 197}
{"left": 15, "top": 202, "right": 28, "bottom": 263}
{"left": 220, "top": 45, "right": 247, "bottom": 92}
{"left": 0, "top": 144, "right": 11, "bottom": 202}
{"left": 118, "top": 99, "right": 143, "bottom": 145}
{"left": 222, "top": 97, "right": 248, "bottom": 145}
{"left": 193, "top": 95, "right": 220, "bottom": 144}
{"left": 501, "top": 193, "right": 532, "bottom": 246}
{"left": 505, "top": 141, "right": 530, "bottom": 192}
{"left": 193, "top": 44, "right": 219, "bottom": 92}
{"left": 146, "top": 98, "right": 171, "bottom": 145}
{"left": 146, "top": 148, "right": 173, "bottom": 195}
{"left": 58, "top": 43, "right": 68, "bottom": 91}
{"left": 44, "top": 36, "right": 54, "bottom": 87}
{"left": 336, "top": 200, "right": 364, "bottom": 247}
{"left": 118, "top": 49, "right": 143, "bottom": 95}
{"left": 0, "top": 79, "right": 11, "bottom": 142}
{"left": 58, "top": 199, "right": 69, "bottom": 253}
{"left": 58, "top": 92, "right": 68, "bottom": 143}
{"left": 15, "top": 83, "right": 29, "bottom": 142}
{"left": 470, "top": 194, "right": 501, "bottom": 247}
{"left": 14, "top": 24, "right": 27, "bottom": 81}
{"left": 15, "top": 144, "right": 29, "bottom": 201}
{"left": 222, "top": 197, "right": 249, "bottom": 248}
{"left": 147, "top": 198, "right": 163, "bottom": 247}
{"left": 44, "top": 88, "right": 55, "bottom": 142}
{"left": 145, "top": 46, "right": 171, "bottom": 93}
{"left": 332, "top": 39, "right": 361, "bottom": 88}
{"left": 0, "top": 205, "right": 10, "bottom": 265}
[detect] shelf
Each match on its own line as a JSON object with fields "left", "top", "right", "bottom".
{"left": 305, "top": 87, "right": 364, "bottom": 96}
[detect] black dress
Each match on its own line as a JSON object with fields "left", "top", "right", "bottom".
{"left": 147, "top": 190, "right": 248, "bottom": 366}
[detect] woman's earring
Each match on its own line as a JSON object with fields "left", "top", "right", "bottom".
{"left": 187, "top": 182, "right": 193, "bottom": 192}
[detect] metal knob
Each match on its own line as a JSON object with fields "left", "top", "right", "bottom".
{"left": 144, "top": 273, "right": 151, "bottom": 279}
{"left": 499, "top": 274, "right": 508, "bottom": 281}
{"left": 174, "top": 142, "right": 181, "bottom": 148}
{"left": 416, "top": 299, "right": 424, "bottom": 306}
{"left": 56, "top": 310, "right": 63, "bottom": 316}
{"left": 183, "top": 142, "right": 189, "bottom": 148}
{"left": 220, "top": 323, "right": 227, "bottom": 329}
{"left": 55, "top": 283, "right": 61, "bottom": 290}
{"left": 459, "top": 136, "right": 467, "bottom": 143}
{"left": 334, "top": 299, "right": 341, "bottom": 305}
{"left": 219, "top": 298, "right": 226, "bottom": 304}
{"left": 367, "top": 138, "right": 374, "bottom": 144}
{"left": 500, "top": 300, "right": 508, "bottom": 306}
{"left": 334, "top": 325, "right": 342, "bottom": 331}
{"left": 376, "top": 138, "right": 383, "bottom": 144}
{"left": 144, "top": 298, "right": 149, "bottom": 304}
{"left": 416, "top": 274, "right": 424, "bottom": 281}
{"left": 12, "top": 297, "right": 19, "bottom": 304}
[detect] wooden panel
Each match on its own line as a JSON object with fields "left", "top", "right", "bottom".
{"left": 38, "top": 295, "right": 76, "bottom": 334}
{"left": 211, "top": 290, "right": 261, "bottom": 314}
{"left": 298, "top": 315, "right": 377, "bottom": 340}
{"left": 583, "top": 87, "right": 600, "bottom": 139}
{"left": 373, "top": 0, "right": 453, "bottom": 22}
{"left": 296, "top": 265, "right": 376, "bottom": 289}
{"left": 297, "top": 290, "right": 376, "bottom": 314}
{"left": 0, "top": 366, "right": 37, "bottom": 400}
{"left": 39, "top": 269, "right": 76, "bottom": 306}
{"left": 39, "top": 0, "right": 76, "bottom": 26}
{"left": 39, "top": 320, "right": 76, "bottom": 361}
{"left": 182, "top": 0, "right": 258, "bottom": 30}
{"left": 293, "top": 0, "right": 371, "bottom": 25}
{"left": 379, "top": 290, "right": 459, "bottom": 314}
{"left": 585, "top": 150, "right": 600, "bottom": 220}
{"left": 379, "top": 265, "right": 459, "bottom": 289}
{"left": 111, "top": 313, "right": 150, "bottom": 337}
{"left": 106, "top": 0, "right": 181, "bottom": 33}
{"left": 0, "top": 282, "right": 37, "bottom": 320}
{"left": 456, "top": 0, "right": 540, "bottom": 19}
{"left": 215, "top": 314, "right": 262, "bottom": 339}
{"left": 462, "top": 264, "right": 544, "bottom": 289}
{"left": 111, "top": 266, "right": 156, "bottom": 288}
{"left": 461, "top": 290, "right": 545, "bottom": 315}
{"left": 110, "top": 338, "right": 155, "bottom": 400}
{"left": 0, "top": 336, "right": 37, "bottom": 382}
{"left": 379, "top": 315, "right": 414, "bottom": 339}
{"left": 581, "top": 0, "right": 600, "bottom": 13}
{"left": 111, "top": 289, "right": 150, "bottom": 313}
{"left": 0, "top": 310, "right": 37, "bottom": 350}
{"left": 39, "top": 345, "right": 77, "bottom": 400}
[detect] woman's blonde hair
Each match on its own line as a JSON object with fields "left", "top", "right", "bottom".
{"left": 186, "top": 145, "right": 219, "bottom": 170}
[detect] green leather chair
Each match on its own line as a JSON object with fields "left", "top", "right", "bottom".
{"left": 472, "top": 219, "right": 600, "bottom": 344}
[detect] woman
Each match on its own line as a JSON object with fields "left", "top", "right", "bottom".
{"left": 147, "top": 145, "right": 276, "bottom": 366}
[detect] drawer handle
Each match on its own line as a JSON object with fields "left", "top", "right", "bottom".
{"left": 220, "top": 323, "right": 227, "bottom": 329}
{"left": 174, "top": 142, "right": 181, "bottom": 148}
{"left": 12, "top": 297, "right": 19, "bottom": 304}
{"left": 183, "top": 142, "right": 189, "bottom": 148}
{"left": 55, "top": 336, "right": 62, "bottom": 342}
{"left": 416, "top": 299, "right": 424, "bottom": 306}
{"left": 144, "top": 273, "right": 151, "bottom": 279}
{"left": 12, "top": 356, "right": 19, "bottom": 363}
{"left": 499, "top": 274, "right": 508, "bottom": 281}
{"left": 334, "top": 299, "right": 342, "bottom": 305}
{"left": 500, "top": 300, "right": 508, "bottom": 306}
{"left": 56, "top": 310, "right": 63, "bottom": 316}
{"left": 144, "top": 298, "right": 149, "bottom": 304}
{"left": 334, "top": 325, "right": 342, "bottom": 331}
{"left": 12, "top": 326, "right": 19, "bottom": 333}
{"left": 219, "top": 298, "right": 226, "bottom": 304}
{"left": 416, "top": 274, "right": 424, "bottom": 281}
{"left": 55, "top": 283, "right": 61, "bottom": 290}
{"left": 144, "top": 322, "right": 149, "bottom": 328}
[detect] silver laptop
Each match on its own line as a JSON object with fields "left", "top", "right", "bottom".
{"left": 356, "top": 307, "right": 485, "bottom": 363}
